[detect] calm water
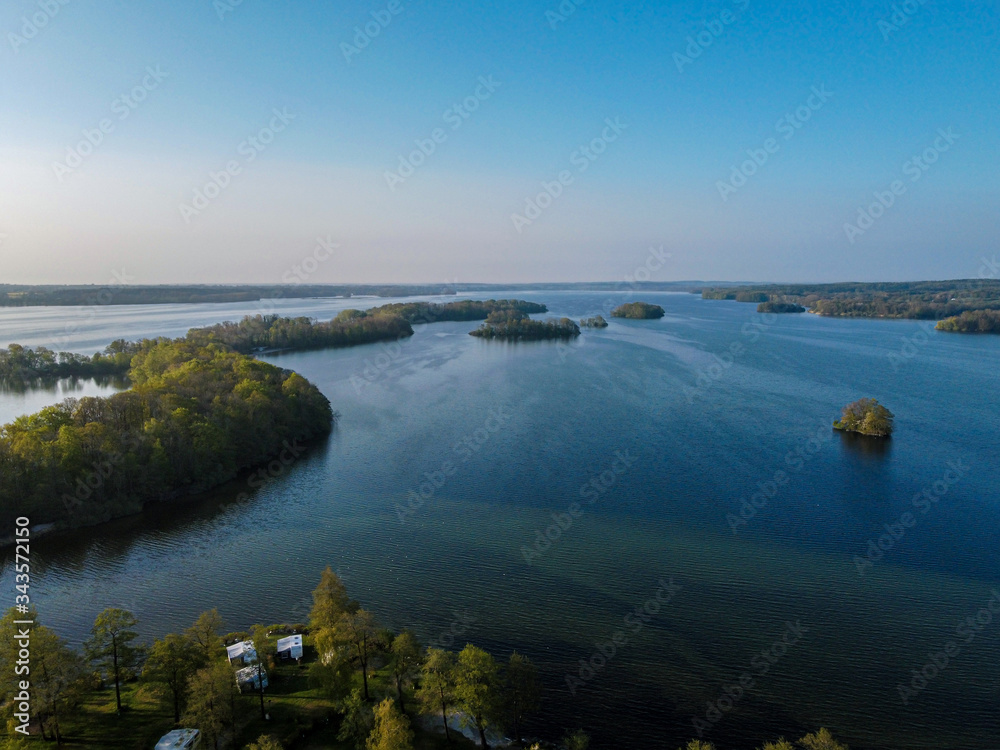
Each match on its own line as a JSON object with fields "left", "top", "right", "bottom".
{"left": 2, "top": 292, "right": 999, "bottom": 750}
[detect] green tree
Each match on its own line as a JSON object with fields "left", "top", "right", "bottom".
{"left": 834, "top": 398, "right": 894, "bottom": 437}
{"left": 503, "top": 651, "right": 539, "bottom": 744}
{"left": 388, "top": 631, "right": 422, "bottom": 714}
{"left": 143, "top": 633, "right": 199, "bottom": 722}
{"left": 310, "top": 567, "right": 358, "bottom": 631}
{"left": 2, "top": 718, "right": 31, "bottom": 750}
{"left": 679, "top": 742, "right": 716, "bottom": 750}
{"left": 453, "top": 644, "right": 503, "bottom": 750}
{"left": 367, "top": 697, "right": 414, "bottom": 750}
{"left": 319, "top": 609, "right": 381, "bottom": 701}
{"left": 246, "top": 735, "right": 283, "bottom": 750}
{"left": 562, "top": 729, "right": 590, "bottom": 750}
{"left": 416, "top": 648, "right": 457, "bottom": 743}
{"left": 798, "top": 728, "right": 849, "bottom": 750}
{"left": 760, "top": 740, "right": 796, "bottom": 750}
{"left": 185, "top": 609, "right": 225, "bottom": 665}
{"left": 84, "top": 608, "right": 143, "bottom": 713}
{"left": 183, "top": 661, "right": 235, "bottom": 750}
{"left": 31, "top": 622, "right": 83, "bottom": 743}
{"left": 338, "top": 688, "right": 375, "bottom": 750}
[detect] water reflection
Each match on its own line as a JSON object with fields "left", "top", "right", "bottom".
{"left": 0, "top": 374, "right": 130, "bottom": 396}
{"left": 836, "top": 429, "right": 893, "bottom": 457}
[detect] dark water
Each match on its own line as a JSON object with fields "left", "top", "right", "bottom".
{"left": 2, "top": 292, "right": 999, "bottom": 750}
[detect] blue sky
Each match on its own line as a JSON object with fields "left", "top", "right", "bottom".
{"left": 0, "top": 0, "right": 997, "bottom": 284}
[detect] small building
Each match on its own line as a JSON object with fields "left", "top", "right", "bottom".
{"left": 236, "top": 664, "right": 269, "bottom": 692}
{"left": 226, "top": 640, "right": 258, "bottom": 665}
{"left": 276, "top": 633, "right": 303, "bottom": 660}
{"left": 155, "top": 728, "right": 202, "bottom": 750}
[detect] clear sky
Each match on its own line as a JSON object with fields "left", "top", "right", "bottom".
{"left": 0, "top": 0, "right": 997, "bottom": 285}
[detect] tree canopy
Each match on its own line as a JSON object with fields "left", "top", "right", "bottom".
{"left": 833, "top": 398, "right": 894, "bottom": 438}
{"left": 610, "top": 302, "right": 666, "bottom": 319}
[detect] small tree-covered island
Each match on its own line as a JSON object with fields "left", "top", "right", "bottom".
{"left": 579, "top": 315, "right": 609, "bottom": 328}
{"left": 833, "top": 398, "right": 895, "bottom": 438}
{"left": 469, "top": 310, "right": 581, "bottom": 340}
{"left": 610, "top": 302, "right": 666, "bottom": 319}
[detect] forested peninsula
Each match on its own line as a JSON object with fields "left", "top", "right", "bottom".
{"left": 0, "top": 339, "right": 334, "bottom": 530}
{"left": 701, "top": 279, "right": 1000, "bottom": 328}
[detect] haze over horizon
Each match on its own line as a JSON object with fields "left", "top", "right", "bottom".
{"left": 1, "top": 0, "right": 997, "bottom": 286}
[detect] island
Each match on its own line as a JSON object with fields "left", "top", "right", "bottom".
{"left": 580, "top": 315, "right": 609, "bottom": 328}
{"left": 935, "top": 309, "right": 1000, "bottom": 333}
{"left": 757, "top": 301, "right": 806, "bottom": 313}
{"left": 610, "top": 302, "right": 666, "bottom": 319}
{"left": 469, "top": 310, "right": 581, "bottom": 340}
{"left": 833, "top": 398, "right": 894, "bottom": 437}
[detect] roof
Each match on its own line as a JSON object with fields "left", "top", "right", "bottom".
{"left": 276, "top": 634, "right": 302, "bottom": 650}
{"left": 155, "top": 728, "right": 201, "bottom": 749}
{"left": 226, "top": 640, "right": 257, "bottom": 662}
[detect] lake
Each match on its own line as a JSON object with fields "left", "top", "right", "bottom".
{"left": 2, "top": 291, "right": 999, "bottom": 749}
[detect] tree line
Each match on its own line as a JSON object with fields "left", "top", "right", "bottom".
{"left": 0, "top": 299, "right": 550, "bottom": 384}
{"left": 702, "top": 279, "right": 1000, "bottom": 322}
{"left": 0, "top": 340, "right": 140, "bottom": 381}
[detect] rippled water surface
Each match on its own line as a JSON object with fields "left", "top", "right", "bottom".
{"left": 2, "top": 292, "right": 999, "bottom": 749}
